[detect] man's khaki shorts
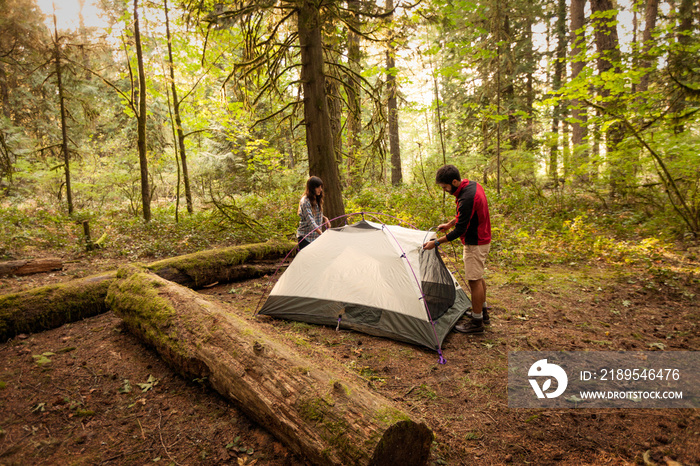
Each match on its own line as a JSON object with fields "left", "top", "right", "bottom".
{"left": 462, "top": 243, "right": 490, "bottom": 281}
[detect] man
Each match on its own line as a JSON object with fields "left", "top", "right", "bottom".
{"left": 423, "top": 165, "right": 492, "bottom": 334}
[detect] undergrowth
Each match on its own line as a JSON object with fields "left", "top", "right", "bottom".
{"left": 0, "top": 185, "right": 697, "bottom": 281}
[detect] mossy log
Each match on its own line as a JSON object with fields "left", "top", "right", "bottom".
{"left": 0, "top": 271, "right": 115, "bottom": 342}
{"left": 0, "top": 257, "right": 63, "bottom": 277}
{"left": 146, "top": 239, "right": 295, "bottom": 288}
{"left": 0, "top": 240, "right": 295, "bottom": 342}
{"left": 106, "top": 266, "right": 433, "bottom": 466}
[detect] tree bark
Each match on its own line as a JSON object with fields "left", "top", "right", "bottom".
{"left": 146, "top": 239, "right": 295, "bottom": 289}
{"left": 638, "top": 0, "right": 659, "bottom": 93}
{"left": 345, "top": 0, "right": 362, "bottom": 187}
{"left": 298, "top": 0, "right": 345, "bottom": 225}
{"left": 550, "top": 0, "right": 567, "bottom": 186}
{"left": 52, "top": 10, "right": 73, "bottom": 215}
{"left": 0, "top": 271, "right": 115, "bottom": 342}
{"left": 0, "top": 257, "right": 63, "bottom": 277}
{"left": 107, "top": 266, "right": 433, "bottom": 466}
{"left": 133, "top": 0, "right": 151, "bottom": 222}
{"left": 590, "top": 0, "right": 625, "bottom": 195}
{"left": 164, "top": 0, "right": 193, "bottom": 214}
{"left": 570, "top": 0, "right": 589, "bottom": 182}
{"left": 386, "top": 0, "right": 402, "bottom": 186}
{"left": 0, "top": 240, "right": 294, "bottom": 342}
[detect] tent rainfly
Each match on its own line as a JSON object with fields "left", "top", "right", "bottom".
{"left": 258, "top": 220, "right": 470, "bottom": 360}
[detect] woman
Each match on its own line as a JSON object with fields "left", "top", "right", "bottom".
{"left": 297, "top": 176, "right": 330, "bottom": 249}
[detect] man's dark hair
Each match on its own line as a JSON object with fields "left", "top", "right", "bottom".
{"left": 435, "top": 165, "right": 461, "bottom": 184}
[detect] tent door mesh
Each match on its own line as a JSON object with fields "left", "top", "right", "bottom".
{"left": 419, "top": 248, "right": 457, "bottom": 320}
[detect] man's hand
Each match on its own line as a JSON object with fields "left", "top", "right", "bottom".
{"left": 437, "top": 223, "right": 451, "bottom": 232}
{"left": 422, "top": 240, "right": 436, "bottom": 250}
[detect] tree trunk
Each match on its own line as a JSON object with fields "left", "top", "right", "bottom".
{"left": 145, "top": 239, "right": 295, "bottom": 289}
{"left": 326, "top": 77, "right": 343, "bottom": 168}
{"left": 107, "top": 266, "right": 433, "bottom": 466}
{"left": 669, "top": 0, "right": 694, "bottom": 134}
{"left": 550, "top": 0, "right": 567, "bottom": 186}
{"left": 386, "top": 0, "right": 402, "bottom": 186}
{"left": 298, "top": 0, "right": 345, "bottom": 225}
{"left": 0, "top": 258, "right": 63, "bottom": 277}
{"left": 0, "top": 271, "right": 115, "bottom": 342}
{"left": 134, "top": 0, "right": 151, "bottom": 222}
{"left": 53, "top": 11, "right": 73, "bottom": 215}
{"left": 0, "top": 240, "right": 294, "bottom": 342}
{"left": 570, "top": 0, "right": 589, "bottom": 183}
{"left": 590, "top": 0, "right": 625, "bottom": 196}
{"left": 345, "top": 0, "right": 362, "bottom": 188}
{"left": 164, "top": 0, "right": 193, "bottom": 214}
{"left": 637, "top": 0, "right": 659, "bottom": 93}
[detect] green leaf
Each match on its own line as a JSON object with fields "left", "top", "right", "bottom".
{"left": 137, "top": 375, "right": 159, "bottom": 392}
{"left": 119, "top": 379, "right": 132, "bottom": 394}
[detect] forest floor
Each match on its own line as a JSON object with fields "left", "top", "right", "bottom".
{"left": 0, "top": 247, "right": 699, "bottom": 466}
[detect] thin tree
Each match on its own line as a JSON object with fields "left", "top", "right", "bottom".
{"left": 549, "top": 0, "right": 567, "bottom": 187}
{"left": 345, "top": 0, "right": 362, "bottom": 187}
{"left": 570, "top": 0, "right": 589, "bottom": 182}
{"left": 164, "top": 0, "right": 193, "bottom": 214}
{"left": 133, "top": 0, "right": 151, "bottom": 222}
{"left": 386, "top": 0, "right": 401, "bottom": 186}
{"left": 51, "top": 4, "right": 73, "bottom": 214}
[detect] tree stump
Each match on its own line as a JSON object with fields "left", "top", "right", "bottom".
{"left": 106, "top": 265, "right": 433, "bottom": 466}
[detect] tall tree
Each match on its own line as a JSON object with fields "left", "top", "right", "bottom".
{"left": 51, "top": 7, "right": 73, "bottom": 214}
{"left": 133, "top": 0, "right": 151, "bottom": 222}
{"left": 298, "top": 0, "right": 344, "bottom": 224}
{"left": 570, "top": 0, "right": 589, "bottom": 182}
{"left": 549, "top": 0, "right": 567, "bottom": 186}
{"left": 386, "top": 0, "right": 401, "bottom": 186}
{"left": 164, "top": 0, "right": 193, "bottom": 214}
{"left": 637, "top": 0, "right": 659, "bottom": 93}
{"left": 590, "top": 0, "right": 624, "bottom": 195}
{"left": 345, "top": 0, "right": 362, "bottom": 187}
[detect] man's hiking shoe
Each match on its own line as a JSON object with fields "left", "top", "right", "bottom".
{"left": 454, "top": 318, "right": 485, "bottom": 334}
{"left": 465, "top": 306, "right": 490, "bottom": 325}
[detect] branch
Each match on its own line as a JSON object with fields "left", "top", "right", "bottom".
{"left": 584, "top": 99, "right": 697, "bottom": 231}
{"left": 251, "top": 100, "right": 303, "bottom": 129}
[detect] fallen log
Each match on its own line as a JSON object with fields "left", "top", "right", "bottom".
{"left": 0, "top": 271, "right": 115, "bottom": 342}
{"left": 0, "top": 240, "right": 294, "bottom": 342}
{"left": 106, "top": 265, "right": 433, "bottom": 466}
{"left": 146, "top": 239, "right": 295, "bottom": 288}
{"left": 0, "top": 257, "right": 63, "bottom": 277}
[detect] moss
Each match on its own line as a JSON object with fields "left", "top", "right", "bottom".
{"left": 146, "top": 239, "right": 295, "bottom": 287}
{"left": 299, "top": 397, "right": 326, "bottom": 423}
{"left": 0, "top": 272, "right": 115, "bottom": 342}
{"left": 106, "top": 267, "right": 190, "bottom": 367}
{"left": 298, "top": 396, "right": 365, "bottom": 462}
{"left": 373, "top": 407, "right": 411, "bottom": 426}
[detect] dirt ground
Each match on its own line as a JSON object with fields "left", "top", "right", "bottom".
{"left": 0, "top": 251, "right": 699, "bottom": 465}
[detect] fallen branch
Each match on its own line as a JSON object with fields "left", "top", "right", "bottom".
{"left": 0, "top": 257, "right": 63, "bottom": 277}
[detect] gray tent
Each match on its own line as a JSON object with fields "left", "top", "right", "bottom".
{"left": 258, "top": 220, "right": 470, "bottom": 354}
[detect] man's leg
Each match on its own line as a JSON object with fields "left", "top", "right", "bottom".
{"left": 455, "top": 244, "right": 489, "bottom": 334}
{"left": 469, "top": 278, "right": 485, "bottom": 316}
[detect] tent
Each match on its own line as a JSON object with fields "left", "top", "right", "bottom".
{"left": 258, "top": 219, "right": 470, "bottom": 357}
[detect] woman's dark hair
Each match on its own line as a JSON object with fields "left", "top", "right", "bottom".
{"left": 435, "top": 165, "right": 461, "bottom": 184}
{"left": 304, "top": 176, "right": 324, "bottom": 207}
